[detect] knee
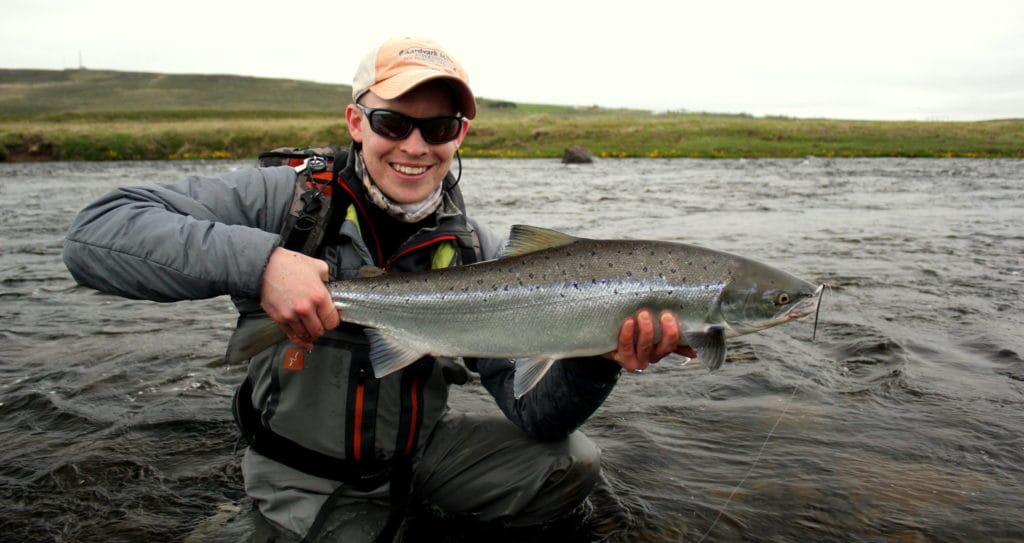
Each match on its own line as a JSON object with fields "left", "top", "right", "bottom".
{"left": 553, "top": 431, "right": 603, "bottom": 498}
{"left": 507, "top": 432, "right": 603, "bottom": 526}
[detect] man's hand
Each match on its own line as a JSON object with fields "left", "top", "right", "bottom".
{"left": 259, "top": 247, "right": 340, "bottom": 350}
{"left": 606, "top": 309, "right": 697, "bottom": 372}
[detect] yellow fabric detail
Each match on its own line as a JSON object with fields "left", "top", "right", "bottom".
{"left": 431, "top": 241, "right": 456, "bottom": 270}
{"left": 345, "top": 204, "right": 361, "bottom": 237}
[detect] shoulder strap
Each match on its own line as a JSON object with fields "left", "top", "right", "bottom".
{"left": 267, "top": 146, "right": 345, "bottom": 255}
{"left": 258, "top": 146, "right": 338, "bottom": 168}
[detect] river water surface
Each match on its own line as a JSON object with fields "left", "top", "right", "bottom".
{"left": 1, "top": 158, "right": 1022, "bottom": 542}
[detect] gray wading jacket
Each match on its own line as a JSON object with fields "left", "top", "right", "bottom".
{"left": 62, "top": 146, "right": 622, "bottom": 470}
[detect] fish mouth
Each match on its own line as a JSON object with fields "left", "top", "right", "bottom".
{"left": 784, "top": 284, "right": 825, "bottom": 321}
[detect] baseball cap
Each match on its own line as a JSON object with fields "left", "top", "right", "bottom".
{"left": 352, "top": 37, "right": 477, "bottom": 120}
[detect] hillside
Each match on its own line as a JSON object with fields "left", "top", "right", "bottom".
{"left": 0, "top": 68, "right": 352, "bottom": 115}
{"left": 0, "top": 68, "right": 596, "bottom": 117}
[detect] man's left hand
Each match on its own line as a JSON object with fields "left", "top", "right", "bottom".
{"left": 606, "top": 309, "right": 697, "bottom": 372}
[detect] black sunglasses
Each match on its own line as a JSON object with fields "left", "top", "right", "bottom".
{"left": 356, "top": 104, "right": 464, "bottom": 145}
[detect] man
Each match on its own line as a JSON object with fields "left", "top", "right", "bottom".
{"left": 62, "top": 37, "right": 689, "bottom": 541}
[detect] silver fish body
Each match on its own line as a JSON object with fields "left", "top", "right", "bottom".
{"left": 229, "top": 225, "right": 823, "bottom": 397}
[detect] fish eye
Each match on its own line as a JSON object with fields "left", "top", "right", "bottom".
{"left": 775, "top": 292, "right": 791, "bottom": 305}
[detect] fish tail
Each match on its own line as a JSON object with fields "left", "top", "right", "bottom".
{"left": 225, "top": 317, "right": 287, "bottom": 364}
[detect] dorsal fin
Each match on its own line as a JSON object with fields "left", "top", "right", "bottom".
{"left": 501, "top": 225, "right": 580, "bottom": 258}
{"left": 357, "top": 265, "right": 386, "bottom": 278}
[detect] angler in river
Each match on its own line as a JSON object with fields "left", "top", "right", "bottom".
{"left": 62, "top": 37, "right": 817, "bottom": 542}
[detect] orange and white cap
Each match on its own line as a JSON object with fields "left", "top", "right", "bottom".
{"left": 352, "top": 37, "right": 476, "bottom": 119}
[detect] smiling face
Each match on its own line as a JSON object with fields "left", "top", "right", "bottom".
{"left": 346, "top": 80, "right": 470, "bottom": 204}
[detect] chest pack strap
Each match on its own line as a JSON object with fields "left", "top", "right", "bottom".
{"left": 259, "top": 146, "right": 343, "bottom": 255}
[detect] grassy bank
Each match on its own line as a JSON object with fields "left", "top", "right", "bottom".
{"left": 4, "top": 112, "right": 1021, "bottom": 161}
{"left": 2, "top": 69, "right": 1022, "bottom": 160}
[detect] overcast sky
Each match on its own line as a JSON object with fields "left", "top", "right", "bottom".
{"left": 2, "top": 0, "right": 1022, "bottom": 120}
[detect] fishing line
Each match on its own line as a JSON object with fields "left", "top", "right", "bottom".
{"left": 697, "top": 381, "right": 800, "bottom": 542}
{"left": 698, "top": 285, "right": 824, "bottom": 541}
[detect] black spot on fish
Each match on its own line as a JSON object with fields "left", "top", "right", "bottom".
{"left": 626, "top": 271, "right": 633, "bottom": 277}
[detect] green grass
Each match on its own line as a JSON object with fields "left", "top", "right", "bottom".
{"left": 1, "top": 68, "right": 1022, "bottom": 161}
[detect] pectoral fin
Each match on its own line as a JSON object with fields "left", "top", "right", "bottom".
{"left": 512, "top": 356, "right": 558, "bottom": 399}
{"left": 683, "top": 325, "right": 727, "bottom": 370}
{"left": 365, "top": 328, "right": 428, "bottom": 378}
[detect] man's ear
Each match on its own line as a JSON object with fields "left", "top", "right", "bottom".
{"left": 454, "top": 118, "right": 470, "bottom": 147}
{"left": 345, "top": 104, "right": 364, "bottom": 143}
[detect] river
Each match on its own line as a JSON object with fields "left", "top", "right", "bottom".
{"left": 1, "top": 157, "right": 1022, "bottom": 542}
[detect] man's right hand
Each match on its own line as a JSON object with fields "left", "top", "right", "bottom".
{"left": 259, "top": 247, "right": 340, "bottom": 350}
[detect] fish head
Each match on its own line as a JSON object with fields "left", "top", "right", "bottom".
{"left": 717, "top": 260, "right": 823, "bottom": 335}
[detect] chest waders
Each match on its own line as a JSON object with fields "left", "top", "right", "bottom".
{"left": 234, "top": 146, "right": 480, "bottom": 542}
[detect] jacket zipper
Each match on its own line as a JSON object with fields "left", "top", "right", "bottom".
{"left": 351, "top": 364, "right": 370, "bottom": 462}
{"left": 404, "top": 375, "right": 421, "bottom": 456}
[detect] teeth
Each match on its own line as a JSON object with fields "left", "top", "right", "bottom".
{"left": 393, "top": 164, "right": 428, "bottom": 175}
